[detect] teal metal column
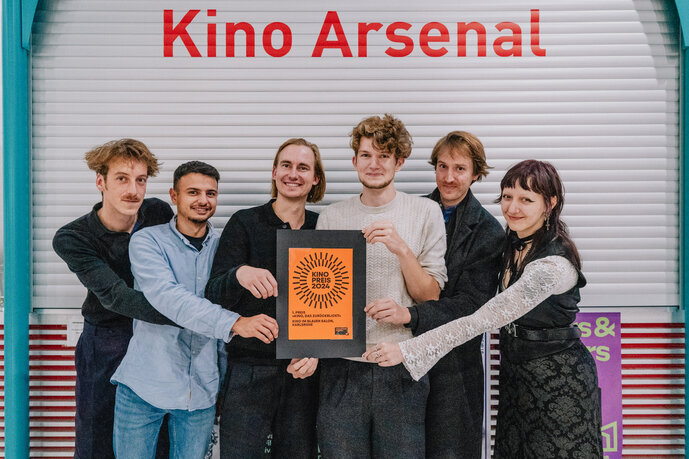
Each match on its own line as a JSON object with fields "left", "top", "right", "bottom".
{"left": 676, "top": 1, "right": 689, "bottom": 457}
{"left": 683, "top": 43, "right": 689, "bottom": 459}
{"left": 683, "top": 46, "right": 689, "bottom": 459}
{"left": 3, "top": 0, "right": 31, "bottom": 457}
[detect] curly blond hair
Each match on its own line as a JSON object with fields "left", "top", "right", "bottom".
{"left": 350, "top": 114, "right": 412, "bottom": 160}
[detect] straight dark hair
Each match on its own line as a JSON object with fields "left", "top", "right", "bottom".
{"left": 173, "top": 161, "right": 220, "bottom": 190}
{"left": 496, "top": 160, "right": 581, "bottom": 281}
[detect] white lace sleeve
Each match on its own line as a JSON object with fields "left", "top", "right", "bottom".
{"left": 399, "top": 255, "right": 579, "bottom": 381}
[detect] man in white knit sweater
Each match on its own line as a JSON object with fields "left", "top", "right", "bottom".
{"left": 316, "top": 114, "right": 447, "bottom": 458}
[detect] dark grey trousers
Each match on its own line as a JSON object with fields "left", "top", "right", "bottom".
{"left": 218, "top": 360, "right": 319, "bottom": 459}
{"left": 317, "top": 359, "right": 430, "bottom": 459}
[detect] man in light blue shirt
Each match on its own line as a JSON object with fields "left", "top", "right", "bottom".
{"left": 111, "top": 161, "right": 279, "bottom": 458}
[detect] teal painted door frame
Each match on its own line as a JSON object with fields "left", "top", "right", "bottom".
{"left": 3, "top": 0, "right": 37, "bottom": 457}
{"left": 676, "top": 0, "right": 689, "bottom": 456}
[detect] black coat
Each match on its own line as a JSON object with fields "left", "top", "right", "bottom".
{"left": 410, "top": 188, "right": 504, "bottom": 458}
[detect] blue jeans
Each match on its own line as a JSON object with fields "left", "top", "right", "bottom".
{"left": 113, "top": 384, "right": 215, "bottom": 459}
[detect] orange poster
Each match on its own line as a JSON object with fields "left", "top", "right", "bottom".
{"left": 288, "top": 248, "right": 353, "bottom": 340}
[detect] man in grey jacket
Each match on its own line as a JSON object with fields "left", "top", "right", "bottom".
{"left": 370, "top": 131, "right": 504, "bottom": 458}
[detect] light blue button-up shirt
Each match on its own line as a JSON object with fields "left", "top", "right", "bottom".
{"left": 111, "top": 218, "right": 239, "bottom": 411}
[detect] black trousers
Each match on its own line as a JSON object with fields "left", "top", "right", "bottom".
{"left": 74, "top": 321, "right": 169, "bottom": 459}
{"left": 317, "top": 359, "right": 429, "bottom": 459}
{"left": 426, "top": 340, "right": 484, "bottom": 459}
{"left": 219, "top": 360, "right": 319, "bottom": 459}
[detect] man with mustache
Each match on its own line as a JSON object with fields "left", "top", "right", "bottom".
{"left": 365, "top": 131, "right": 504, "bottom": 458}
{"left": 52, "top": 139, "right": 174, "bottom": 458}
{"left": 111, "top": 161, "right": 270, "bottom": 457}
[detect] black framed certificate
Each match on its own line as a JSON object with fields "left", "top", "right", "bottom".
{"left": 276, "top": 230, "right": 366, "bottom": 359}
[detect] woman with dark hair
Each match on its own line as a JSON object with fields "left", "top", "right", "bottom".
{"left": 365, "top": 160, "right": 603, "bottom": 457}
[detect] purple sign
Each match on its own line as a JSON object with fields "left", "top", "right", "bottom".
{"left": 574, "top": 312, "right": 622, "bottom": 459}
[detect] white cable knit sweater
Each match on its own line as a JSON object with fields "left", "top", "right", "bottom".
{"left": 317, "top": 191, "right": 447, "bottom": 359}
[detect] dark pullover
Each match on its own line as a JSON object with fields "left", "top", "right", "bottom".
{"left": 52, "top": 198, "right": 177, "bottom": 328}
{"left": 206, "top": 200, "right": 318, "bottom": 363}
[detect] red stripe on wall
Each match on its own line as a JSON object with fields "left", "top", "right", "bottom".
{"left": 623, "top": 403, "right": 684, "bottom": 409}
{"left": 626, "top": 424, "right": 685, "bottom": 429}
{"left": 622, "top": 332, "right": 685, "bottom": 339}
{"left": 623, "top": 384, "right": 685, "bottom": 389}
{"left": 623, "top": 374, "right": 684, "bottom": 379}
{"left": 622, "top": 353, "right": 685, "bottom": 359}
{"left": 621, "top": 363, "right": 685, "bottom": 369}
{"left": 29, "top": 375, "right": 76, "bottom": 381}
{"left": 623, "top": 343, "right": 685, "bottom": 349}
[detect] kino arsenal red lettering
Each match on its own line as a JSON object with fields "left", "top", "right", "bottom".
{"left": 163, "top": 9, "right": 547, "bottom": 58}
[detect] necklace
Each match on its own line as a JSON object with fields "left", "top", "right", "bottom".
{"left": 504, "top": 232, "right": 535, "bottom": 287}
{"left": 510, "top": 232, "right": 535, "bottom": 252}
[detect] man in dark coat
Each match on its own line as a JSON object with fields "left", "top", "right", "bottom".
{"left": 367, "top": 131, "right": 504, "bottom": 458}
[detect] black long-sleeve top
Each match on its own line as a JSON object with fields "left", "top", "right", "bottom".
{"left": 205, "top": 200, "right": 318, "bottom": 362}
{"left": 52, "top": 198, "right": 176, "bottom": 328}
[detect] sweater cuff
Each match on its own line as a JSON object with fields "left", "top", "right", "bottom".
{"left": 404, "top": 306, "right": 419, "bottom": 334}
{"left": 229, "top": 264, "right": 246, "bottom": 288}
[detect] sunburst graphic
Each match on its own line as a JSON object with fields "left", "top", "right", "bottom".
{"left": 292, "top": 251, "right": 350, "bottom": 309}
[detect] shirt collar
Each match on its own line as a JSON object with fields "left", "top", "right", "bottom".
{"left": 261, "top": 199, "right": 289, "bottom": 227}
{"left": 87, "top": 200, "right": 146, "bottom": 237}
{"left": 428, "top": 188, "right": 471, "bottom": 211}
{"left": 168, "top": 216, "right": 216, "bottom": 250}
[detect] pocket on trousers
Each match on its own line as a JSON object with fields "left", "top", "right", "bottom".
{"left": 319, "top": 361, "right": 349, "bottom": 410}
{"left": 226, "top": 363, "right": 254, "bottom": 391}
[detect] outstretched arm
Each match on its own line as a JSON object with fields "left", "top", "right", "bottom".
{"left": 53, "top": 229, "right": 178, "bottom": 326}
{"left": 130, "top": 231, "right": 239, "bottom": 341}
{"left": 205, "top": 213, "right": 279, "bottom": 341}
{"left": 410, "top": 221, "right": 503, "bottom": 334}
{"left": 366, "top": 232, "right": 502, "bottom": 329}
{"left": 364, "top": 256, "right": 578, "bottom": 380}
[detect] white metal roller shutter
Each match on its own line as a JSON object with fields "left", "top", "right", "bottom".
{"left": 32, "top": 0, "right": 679, "bottom": 309}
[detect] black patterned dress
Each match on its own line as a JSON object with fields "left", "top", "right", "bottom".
{"left": 494, "top": 241, "right": 603, "bottom": 458}
{"left": 494, "top": 335, "right": 602, "bottom": 458}
{"left": 399, "top": 239, "right": 603, "bottom": 458}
